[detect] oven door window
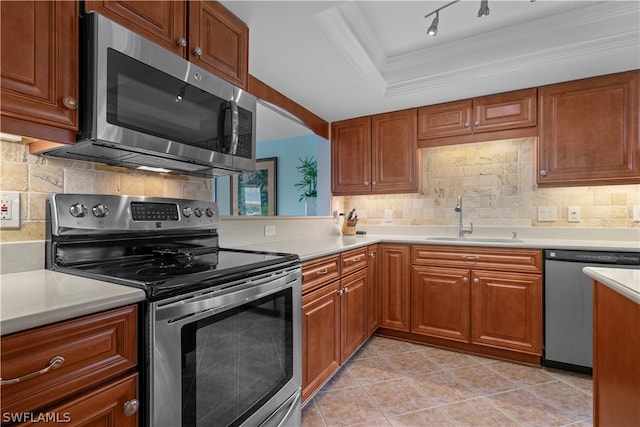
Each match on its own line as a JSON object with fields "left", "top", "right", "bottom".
{"left": 181, "top": 288, "right": 293, "bottom": 426}
{"left": 106, "top": 48, "right": 240, "bottom": 153}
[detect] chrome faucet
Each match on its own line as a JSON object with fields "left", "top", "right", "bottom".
{"left": 455, "top": 195, "right": 473, "bottom": 239}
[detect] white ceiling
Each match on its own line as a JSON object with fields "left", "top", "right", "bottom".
{"left": 224, "top": 0, "right": 640, "bottom": 139}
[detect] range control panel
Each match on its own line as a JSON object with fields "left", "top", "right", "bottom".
{"left": 49, "top": 194, "right": 219, "bottom": 235}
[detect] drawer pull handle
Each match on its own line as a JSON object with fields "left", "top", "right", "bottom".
{"left": 0, "top": 356, "right": 65, "bottom": 385}
{"left": 462, "top": 256, "right": 480, "bottom": 261}
{"left": 123, "top": 399, "right": 140, "bottom": 416}
{"left": 351, "top": 257, "right": 361, "bottom": 263}
{"left": 316, "top": 268, "right": 328, "bottom": 276}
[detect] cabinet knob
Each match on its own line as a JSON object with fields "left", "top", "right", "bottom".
{"left": 193, "top": 47, "right": 202, "bottom": 56}
{"left": 364, "top": 181, "right": 369, "bottom": 186}
{"left": 372, "top": 181, "right": 377, "bottom": 187}
{"left": 369, "top": 252, "right": 375, "bottom": 258}
{"left": 177, "top": 37, "right": 187, "bottom": 47}
{"left": 63, "top": 96, "right": 78, "bottom": 110}
{"left": 123, "top": 399, "right": 139, "bottom": 416}
{"left": 463, "top": 277, "right": 469, "bottom": 283}
{"left": 474, "top": 121, "right": 480, "bottom": 126}
{"left": 474, "top": 278, "right": 480, "bottom": 284}
{"left": 464, "top": 122, "right": 471, "bottom": 128}
{"left": 540, "top": 169, "right": 548, "bottom": 176}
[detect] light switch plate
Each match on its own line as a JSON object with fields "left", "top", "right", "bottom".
{"left": 633, "top": 205, "right": 640, "bottom": 222}
{"left": 0, "top": 191, "right": 20, "bottom": 228}
{"left": 537, "top": 206, "right": 557, "bottom": 222}
{"left": 264, "top": 224, "right": 276, "bottom": 236}
{"left": 384, "top": 209, "right": 393, "bottom": 223}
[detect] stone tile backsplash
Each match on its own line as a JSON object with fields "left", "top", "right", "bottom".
{"left": 0, "top": 139, "right": 213, "bottom": 242}
{"left": 334, "top": 138, "right": 640, "bottom": 228}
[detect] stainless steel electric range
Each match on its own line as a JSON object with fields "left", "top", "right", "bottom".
{"left": 45, "top": 194, "right": 302, "bottom": 427}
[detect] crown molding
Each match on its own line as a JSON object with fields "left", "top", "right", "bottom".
{"left": 315, "top": 1, "right": 640, "bottom": 99}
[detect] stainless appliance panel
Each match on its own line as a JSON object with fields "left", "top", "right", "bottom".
{"left": 151, "top": 266, "right": 302, "bottom": 427}
{"left": 544, "top": 249, "right": 640, "bottom": 372}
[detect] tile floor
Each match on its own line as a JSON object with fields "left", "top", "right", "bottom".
{"left": 302, "top": 336, "right": 593, "bottom": 427}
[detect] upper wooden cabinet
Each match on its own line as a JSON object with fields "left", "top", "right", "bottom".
{"left": 418, "top": 88, "right": 537, "bottom": 147}
{"left": 537, "top": 71, "right": 640, "bottom": 187}
{"left": 85, "top": 0, "right": 248, "bottom": 89}
{"left": 84, "top": 0, "right": 186, "bottom": 55}
{"left": 332, "top": 109, "right": 420, "bottom": 195}
{"left": 0, "top": 0, "right": 79, "bottom": 143}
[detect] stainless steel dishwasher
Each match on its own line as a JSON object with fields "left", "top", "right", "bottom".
{"left": 544, "top": 249, "right": 640, "bottom": 373}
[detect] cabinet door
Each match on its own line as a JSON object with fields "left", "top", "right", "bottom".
{"left": 331, "top": 116, "right": 372, "bottom": 195}
{"left": 367, "top": 245, "right": 379, "bottom": 336}
{"left": 340, "top": 269, "right": 368, "bottom": 363}
{"left": 411, "top": 266, "right": 470, "bottom": 343}
{"left": 84, "top": 0, "right": 186, "bottom": 56}
{"left": 471, "top": 270, "right": 542, "bottom": 355}
{"left": 379, "top": 245, "right": 411, "bottom": 332}
{"left": 23, "top": 373, "right": 140, "bottom": 426}
{"left": 188, "top": 0, "right": 248, "bottom": 89}
{"left": 372, "top": 109, "right": 420, "bottom": 194}
{"left": 472, "top": 88, "right": 536, "bottom": 133}
{"left": 0, "top": 0, "right": 78, "bottom": 143}
{"left": 538, "top": 71, "right": 640, "bottom": 187}
{"left": 302, "top": 282, "right": 340, "bottom": 403}
{"left": 417, "top": 100, "right": 472, "bottom": 139}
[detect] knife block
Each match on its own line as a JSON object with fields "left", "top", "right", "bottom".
{"left": 341, "top": 221, "right": 356, "bottom": 236}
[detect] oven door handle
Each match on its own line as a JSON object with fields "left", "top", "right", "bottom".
{"left": 260, "top": 389, "right": 301, "bottom": 427}
{"left": 155, "top": 268, "right": 300, "bottom": 323}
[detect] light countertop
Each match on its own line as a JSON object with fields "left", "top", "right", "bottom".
{"left": 583, "top": 267, "right": 640, "bottom": 305}
{"left": 0, "top": 270, "right": 145, "bottom": 336}
{"left": 234, "top": 234, "right": 640, "bottom": 261}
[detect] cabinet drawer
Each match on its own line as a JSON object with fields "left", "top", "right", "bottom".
{"left": 302, "top": 255, "right": 340, "bottom": 294}
{"left": 412, "top": 245, "right": 542, "bottom": 274}
{"left": 1, "top": 305, "right": 137, "bottom": 415}
{"left": 340, "top": 247, "right": 368, "bottom": 276}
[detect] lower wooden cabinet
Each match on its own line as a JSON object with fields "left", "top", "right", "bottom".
{"left": 593, "top": 280, "right": 640, "bottom": 426}
{"left": 301, "top": 247, "right": 376, "bottom": 403}
{"left": 379, "top": 244, "right": 411, "bottom": 332}
{"left": 378, "top": 244, "right": 543, "bottom": 364}
{"left": 471, "top": 270, "right": 542, "bottom": 355}
{"left": 411, "top": 266, "right": 470, "bottom": 343}
{"left": 302, "top": 281, "right": 341, "bottom": 403}
{"left": 0, "top": 305, "right": 139, "bottom": 425}
{"left": 340, "top": 268, "right": 368, "bottom": 363}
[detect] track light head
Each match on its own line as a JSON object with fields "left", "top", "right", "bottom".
{"left": 478, "top": 0, "right": 490, "bottom": 17}
{"left": 427, "top": 11, "right": 439, "bottom": 36}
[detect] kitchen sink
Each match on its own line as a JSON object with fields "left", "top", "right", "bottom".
{"left": 425, "top": 237, "right": 524, "bottom": 244}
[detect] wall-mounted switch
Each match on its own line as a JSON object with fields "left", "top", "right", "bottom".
{"left": 567, "top": 206, "right": 581, "bottom": 222}
{"left": 384, "top": 209, "right": 393, "bottom": 223}
{"left": 537, "top": 206, "right": 557, "bottom": 222}
{"left": 0, "top": 192, "right": 20, "bottom": 228}
{"left": 264, "top": 224, "right": 276, "bottom": 236}
{"left": 633, "top": 205, "right": 640, "bottom": 222}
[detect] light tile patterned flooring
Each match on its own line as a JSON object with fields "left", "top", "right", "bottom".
{"left": 302, "top": 336, "right": 592, "bottom": 427}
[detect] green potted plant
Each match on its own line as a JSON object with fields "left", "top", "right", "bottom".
{"left": 294, "top": 156, "right": 317, "bottom": 215}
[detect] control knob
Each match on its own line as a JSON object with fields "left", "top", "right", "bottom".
{"left": 69, "top": 203, "right": 88, "bottom": 218}
{"left": 194, "top": 207, "right": 203, "bottom": 217}
{"left": 205, "top": 207, "right": 215, "bottom": 217}
{"left": 92, "top": 203, "right": 109, "bottom": 218}
{"left": 182, "top": 207, "right": 193, "bottom": 217}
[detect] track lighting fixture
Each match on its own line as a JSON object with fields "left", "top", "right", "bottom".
{"left": 427, "top": 11, "right": 439, "bottom": 36}
{"left": 425, "top": 0, "right": 518, "bottom": 37}
{"left": 478, "top": 0, "right": 490, "bottom": 17}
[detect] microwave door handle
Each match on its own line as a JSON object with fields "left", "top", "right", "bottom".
{"left": 230, "top": 100, "right": 239, "bottom": 155}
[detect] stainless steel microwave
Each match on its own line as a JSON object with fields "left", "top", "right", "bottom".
{"left": 45, "top": 12, "right": 256, "bottom": 177}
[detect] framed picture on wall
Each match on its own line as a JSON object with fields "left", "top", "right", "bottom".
{"left": 231, "top": 157, "right": 277, "bottom": 216}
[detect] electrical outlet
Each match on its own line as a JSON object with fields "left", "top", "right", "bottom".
{"left": 567, "top": 206, "right": 581, "bottom": 222}
{"left": 537, "top": 206, "right": 557, "bottom": 222}
{"left": 633, "top": 205, "right": 640, "bottom": 222}
{"left": 384, "top": 209, "right": 393, "bottom": 223}
{"left": 0, "top": 192, "right": 20, "bottom": 228}
{"left": 264, "top": 224, "right": 276, "bottom": 236}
